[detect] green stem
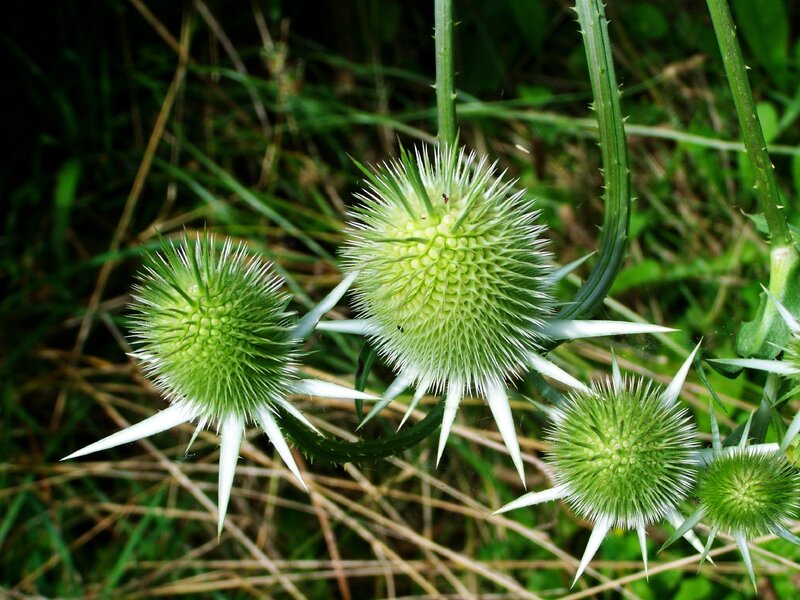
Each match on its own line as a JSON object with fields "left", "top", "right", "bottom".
{"left": 706, "top": 0, "right": 793, "bottom": 249}
{"left": 434, "top": 0, "right": 457, "bottom": 146}
{"left": 558, "top": 0, "right": 630, "bottom": 321}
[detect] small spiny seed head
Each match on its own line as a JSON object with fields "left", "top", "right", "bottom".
{"left": 129, "top": 234, "right": 299, "bottom": 422}
{"left": 549, "top": 378, "right": 698, "bottom": 528}
{"left": 697, "top": 448, "right": 800, "bottom": 539}
{"left": 342, "top": 144, "right": 554, "bottom": 393}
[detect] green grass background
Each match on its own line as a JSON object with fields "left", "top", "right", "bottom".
{"left": 2, "top": 0, "right": 800, "bottom": 597}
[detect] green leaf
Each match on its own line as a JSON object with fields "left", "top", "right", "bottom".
{"left": 510, "top": 0, "right": 546, "bottom": 56}
{"left": 673, "top": 577, "right": 713, "bottom": 600}
{"left": 732, "top": 0, "right": 788, "bottom": 84}
{"left": 628, "top": 4, "right": 668, "bottom": 41}
{"left": 704, "top": 356, "right": 744, "bottom": 379}
{"left": 756, "top": 102, "right": 779, "bottom": 144}
{"left": 609, "top": 259, "right": 662, "bottom": 294}
{"left": 52, "top": 159, "right": 81, "bottom": 261}
{"left": 736, "top": 247, "right": 800, "bottom": 358}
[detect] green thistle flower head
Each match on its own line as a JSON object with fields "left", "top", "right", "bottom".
{"left": 697, "top": 448, "right": 800, "bottom": 539}
{"left": 342, "top": 143, "right": 554, "bottom": 394}
{"left": 65, "top": 233, "right": 376, "bottom": 536}
{"left": 130, "top": 234, "right": 299, "bottom": 422}
{"left": 495, "top": 348, "right": 702, "bottom": 585}
{"left": 549, "top": 377, "right": 698, "bottom": 528}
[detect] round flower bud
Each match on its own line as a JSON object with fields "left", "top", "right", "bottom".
{"left": 697, "top": 447, "right": 800, "bottom": 539}
{"left": 342, "top": 144, "right": 554, "bottom": 393}
{"left": 129, "top": 235, "right": 298, "bottom": 422}
{"left": 549, "top": 378, "right": 698, "bottom": 528}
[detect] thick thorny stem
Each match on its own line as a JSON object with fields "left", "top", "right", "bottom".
{"left": 435, "top": 0, "right": 457, "bottom": 146}
{"left": 558, "top": 0, "right": 630, "bottom": 322}
{"left": 706, "top": 0, "right": 793, "bottom": 249}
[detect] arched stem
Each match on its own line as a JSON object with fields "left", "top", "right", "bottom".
{"left": 557, "top": 0, "right": 630, "bottom": 321}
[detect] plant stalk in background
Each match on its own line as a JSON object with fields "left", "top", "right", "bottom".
{"left": 706, "top": 0, "right": 800, "bottom": 359}
{"left": 435, "top": 0, "right": 457, "bottom": 146}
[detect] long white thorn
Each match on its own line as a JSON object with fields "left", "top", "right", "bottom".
{"left": 538, "top": 320, "right": 676, "bottom": 341}
{"left": 493, "top": 484, "right": 568, "bottom": 515}
{"left": 545, "top": 252, "right": 595, "bottom": 284}
{"left": 666, "top": 508, "right": 711, "bottom": 562}
{"left": 61, "top": 404, "right": 195, "bottom": 461}
{"left": 636, "top": 520, "right": 649, "bottom": 581}
{"left": 780, "top": 410, "right": 800, "bottom": 452}
{"left": 660, "top": 342, "right": 701, "bottom": 406}
{"left": 772, "top": 524, "right": 800, "bottom": 547}
{"left": 691, "top": 443, "right": 780, "bottom": 466}
{"left": 314, "top": 319, "right": 379, "bottom": 336}
{"left": 257, "top": 408, "right": 307, "bottom": 492}
{"left": 485, "top": 381, "right": 526, "bottom": 486}
{"left": 573, "top": 515, "right": 612, "bottom": 586}
{"left": 734, "top": 531, "right": 757, "bottom": 591}
{"left": 762, "top": 284, "right": 800, "bottom": 334}
{"left": 291, "top": 378, "right": 377, "bottom": 400}
{"left": 217, "top": 414, "right": 244, "bottom": 538}
{"left": 358, "top": 371, "right": 415, "bottom": 429}
{"left": 436, "top": 382, "right": 463, "bottom": 466}
{"left": 384, "top": 370, "right": 415, "bottom": 401}
{"left": 739, "top": 412, "right": 755, "bottom": 448}
{"left": 274, "top": 397, "right": 321, "bottom": 436}
{"left": 185, "top": 416, "right": 208, "bottom": 455}
{"left": 527, "top": 353, "right": 589, "bottom": 392}
{"left": 292, "top": 271, "right": 358, "bottom": 340}
{"left": 398, "top": 381, "right": 429, "bottom": 430}
{"left": 611, "top": 349, "right": 622, "bottom": 393}
{"left": 709, "top": 357, "right": 799, "bottom": 376}
{"left": 699, "top": 527, "right": 717, "bottom": 566}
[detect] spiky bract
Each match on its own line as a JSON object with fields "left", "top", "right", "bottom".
{"left": 784, "top": 335, "right": 800, "bottom": 376}
{"left": 342, "top": 144, "right": 553, "bottom": 393}
{"left": 549, "top": 378, "right": 698, "bottom": 528}
{"left": 130, "top": 235, "right": 298, "bottom": 422}
{"left": 698, "top": 448, "right": 800, "bottom": 539}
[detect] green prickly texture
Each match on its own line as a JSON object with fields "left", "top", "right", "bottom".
{"left": 698, "top": 448, "right": 800, "bottom": 538}
{"left": 343, "top": 144, "right": 554, "bottom": 393}
{"left": 549, "top": 378, "right": 698, "bottom": 528}
{"left": 129, "top": 234, "right": 299, "bottom": 422}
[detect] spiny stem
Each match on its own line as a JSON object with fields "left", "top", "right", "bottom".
{"left": 278, "top": 398, "right": 445, "bottom": 464}
{"left": 706, "top": 0, "right": 793, "bottom": 250}
{"left": 558, "top": 0, "right": 630, "bottom": 321}
{"left": 435, "top": 0, "right": 457, "bottom": 146}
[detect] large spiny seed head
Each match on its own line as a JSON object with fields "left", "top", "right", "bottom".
{"left": 698, "top": 448, "right": 800, "bottom": 538}
{"left": 549, "top": 378, "right": 698, "bottom": 528}
{"left": 129, "top": 235, "right": 298, "bottom": 422}
{"left": 342, "top": 144, "right": 554, "bottom": 393}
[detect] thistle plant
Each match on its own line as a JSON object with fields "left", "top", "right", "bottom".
{"left": 665, "top": 409, "right": 800, "bottom": 589}
{"left": 495, "top": 347, "right": 705, "bottom": 584}
{"left": 319, "top": 142, "right": 668, "bottom": 483}
{"left": 62, "top": 234, "right": 374, "bottom": 535}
